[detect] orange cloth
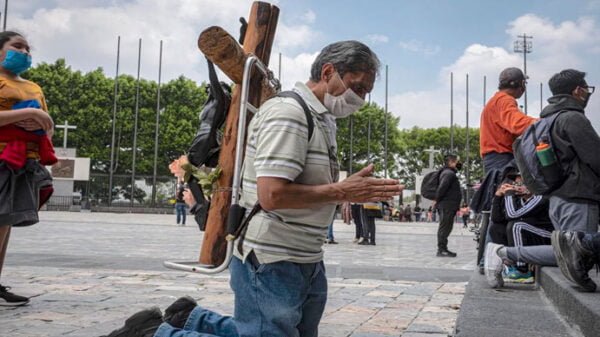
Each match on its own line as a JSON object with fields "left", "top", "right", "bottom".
{"left": 479, "top": 91, "right": 537, "bottom": 157}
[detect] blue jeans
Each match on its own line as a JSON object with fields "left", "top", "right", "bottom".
{"left": 327, "top": 223, "right": 334, "bottom": 241}
{"left": 482, "top": 152, "right": 514, "bottom": 174}
{"left": 154, "top": 256, "right": 328, "bottom": 337}
{"left": 176, "top": 203, "right": 187, "bottom": 224}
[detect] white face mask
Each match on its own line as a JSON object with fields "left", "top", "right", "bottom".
{"left": 324, "top": 72, "right": 365, "bottom": 118}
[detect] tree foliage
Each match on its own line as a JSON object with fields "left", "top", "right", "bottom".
{"left": 24, "top": 59, "right": 207, "bottom": 176}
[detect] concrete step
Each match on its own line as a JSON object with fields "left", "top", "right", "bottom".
{"left": 539, "top": 267, "right": 600, "bottom": 337}
{"left": 454, "top": 270, "right": 578, "bottom": 337}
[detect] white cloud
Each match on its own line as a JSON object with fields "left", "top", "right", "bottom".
{"left": 10, "top": 0, "right": 320, "bottom": 85}
{"left": 272, "top": 52, "right": 320, "bottom": 90}
{"left": 301, "top": 10, "right": 316, "bottom": 24}
{"left": 398, "top": 39, "right": 440, "bottom": 56}
{"left": 366, "top": 34, "right": 389, "bottom": 44}
{"left": 390, "top": 14, "right": 600, "bottom": 130}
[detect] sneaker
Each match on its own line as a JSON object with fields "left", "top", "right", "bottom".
{"left": 484, "top": 243, "right": 504, "bottom": 288}
{"left": 357, "top": 237, "right": 365, "bottom": 244}
{"left": 0, "top": 285, "right": 29, "bottom": 307}
{"left": 329, "top": 240, "right": 339, "bottom": 244}
{"left": 352, "top": 238, "right": 359, "bottom": 243}
{"left": 103, "top": 307, "right": 163, "bottom": 337}
{"left": 358, "top": 240, "right": 370, "bottom": 245}
{"left": 164, "top": 296, "right": 197, "bottom": 329}
{"left": 503, "top": 266, "right": 534, "bottom": 284}
{"left": 436, "top": 249, "right": 457, "bottom": 257}
{"left": 552, "top": 231, "right": 597, "bottom": 292}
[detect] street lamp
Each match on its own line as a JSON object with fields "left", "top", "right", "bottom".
{"left": 514, "top": 34, "right": 533, "bottom": 115}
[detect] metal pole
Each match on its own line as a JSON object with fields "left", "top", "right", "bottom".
{"left": 2, "top": 0, "right": 7, "bottom": 32}
{"left": 278, "top": 52, "right": 282, "bottom": 81}
{"left": 151, "top": 40, "right": 163, "bottom": 207}
{"left": 349, "top": 116, "right": 353, "bottom": 175}
{"left": 108, "top": 36, "right": 120, "bottom": 206}
{"left": 466, "top": 74, "right": 470, "bottom": 202}
{"left": 450, "top": 72, "right": 454, "bottom": 151}
{"left": 540, "top": 82, "right": 543, "bottom": 112}
{"left": 483, "top": 75, "right": 487, "bottom": 105}
{"left": 384, "top": 64, "right": 388, "bottom": 179}
{"left": 131, "top": 38, "right": 142, "bottom": 206}
{"left": 523, "top": 34, "right": 528, "bottom": 115}
{"left": 367, "top": 116, "right": 371, "bottom": 162}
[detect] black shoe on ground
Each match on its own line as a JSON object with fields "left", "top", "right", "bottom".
{"left": 104, "top": 307, "right": 163, "bottom": 337}
{"left": 163, "top": 296, "right": 197, "bottom": 329}
{"left": 369, "top": 241, "right": 376, "bottom": 245}
{"left": 552, "top": 231, "right": 597, "bottom": 292}
{"left": 358, "top": 240, "right": 370, "bottom": 245}
{"left": 0, "top": 285, "right": 29, "bottom": 307}
{"left": 437, "top": 249, "right": 457, "bottom": 257}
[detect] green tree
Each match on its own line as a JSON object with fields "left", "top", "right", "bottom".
{"left": 336, "top": 103, "right": 403, "bottom": 177}
{"left": 396, "top": 126, "right": 482, "bottom": 189}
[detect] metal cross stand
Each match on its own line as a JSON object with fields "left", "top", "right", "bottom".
{"left": 163, "top": 55, "right": 280, "bottom": 274}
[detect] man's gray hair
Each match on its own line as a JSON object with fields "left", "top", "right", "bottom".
{"left": 310, "top": 40, "right": 380, "bottom": 82}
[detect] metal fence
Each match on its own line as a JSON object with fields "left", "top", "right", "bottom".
{"left": 74, "top": 173, "right": 178, "bottom": 209}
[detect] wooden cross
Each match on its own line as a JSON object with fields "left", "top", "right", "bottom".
{"left": 197, "top": 1, "right": 279, "bottom": 265}
{"left": 55, "top": 120, "right": 77, "bottom": 148}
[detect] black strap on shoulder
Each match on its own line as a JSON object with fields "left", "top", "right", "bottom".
{"left": 275, "top": 91, "right": 314, "bottom": 140}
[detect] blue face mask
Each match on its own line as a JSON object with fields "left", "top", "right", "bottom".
{"left": 1, "top": 50, "right": 32, "bottom": 75}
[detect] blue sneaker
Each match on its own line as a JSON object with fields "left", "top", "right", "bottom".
{"left": 504, "top": 267, "right": 534, "bottom": 284}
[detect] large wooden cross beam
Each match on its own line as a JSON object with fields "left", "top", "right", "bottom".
{"left": 197, "top": 1, "right": 279, "bottom": 266}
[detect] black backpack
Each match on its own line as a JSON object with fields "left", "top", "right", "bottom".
{"left": 513, "top": 111, "right": 565, "bottom": 195}
{"left": 421, "top": 168, "right": 443, "bottom": 200}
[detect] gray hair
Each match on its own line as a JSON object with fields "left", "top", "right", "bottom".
{"left": 309, "top": 40, "right": 380, "bottom": 82}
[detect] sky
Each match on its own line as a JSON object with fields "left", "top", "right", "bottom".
{"left": 8, "top": 0, "right": 600, "bottom": 130}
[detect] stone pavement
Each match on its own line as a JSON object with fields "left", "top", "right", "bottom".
{"left": 1, "top": 211, "right": 477, "bottom": 337}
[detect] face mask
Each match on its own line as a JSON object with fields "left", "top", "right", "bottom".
{"left": 323, "top": 72, "right": 365, "bottom": 118}
{"left": 579, "top": 88, "right": 591, "bottom": 108}
{"left": 1, "top": 50, "right": 32, "bottom": 75}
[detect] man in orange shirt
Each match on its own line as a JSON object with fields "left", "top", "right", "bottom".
{"left": 480, "top": 67, "right": 537, "bottom": 173}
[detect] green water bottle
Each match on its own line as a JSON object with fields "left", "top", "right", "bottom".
{"left": 536, "top": 140, "right": 557, "bottom": 167}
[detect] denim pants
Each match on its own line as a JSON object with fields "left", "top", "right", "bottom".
{"left": 176, "top": 203, "right": 187, "bottom": 224}
{"left": 327, "top": 223, "right": 334, "bottom": 241}
{"left": 154, "top": 256, "right": 328, "bottom": 337}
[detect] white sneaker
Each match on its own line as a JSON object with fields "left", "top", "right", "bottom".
{"left": 484, "top": 243, "right": 505, "bottom": 288}
{"left": 357, "top": 237, "right": 364, "bottom": 244}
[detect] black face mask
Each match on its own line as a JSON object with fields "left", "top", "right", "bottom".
{"left": 455, "top": 162, "right": 463, "bottom": 171}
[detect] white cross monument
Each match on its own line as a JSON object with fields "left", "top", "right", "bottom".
{"left": 424, "top": 146, "right": 441, "bottom": 169}
{"left": 55, "top": 121, "right": 77, "bottom": 148}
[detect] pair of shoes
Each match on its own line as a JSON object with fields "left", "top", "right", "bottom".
{"left": 552, "top": 231, "right": 597, "bottom": 292}
{"left": 104, "top": 297, "right": 198, "bottom": 336}
{"left": 0, "top": 285, "right": 29, "bottom": 306}
{"left": 484, "top": 243, "right": 504, "bottom": 288}
{"left": 503, "top": 265, "right": 534, "bottom": 284}
{"left": 104, "top": 307, "right": 163, "bottom": 337}
{"left": 436, "top": 249, "right": 457, "bottom": 257}
{"left": 164, "top": 296, "right": 197, "bottom": 329}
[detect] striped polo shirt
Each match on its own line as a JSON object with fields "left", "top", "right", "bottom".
{"left": 235, "top": 82, "right": 339, "bottom": 264}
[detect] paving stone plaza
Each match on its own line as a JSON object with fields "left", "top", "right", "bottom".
{"left": 1, "top": 211, "right": 477, "bottom": 337}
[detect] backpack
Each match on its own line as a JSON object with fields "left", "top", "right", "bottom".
{"left": 421, "top": 168, "right": 443, "bottom": 200}
{"left": 513, "top": 111, "right": 565, "bottom": 195}
{"left": 275, "top": 91, "right": 314, "bottom": 139}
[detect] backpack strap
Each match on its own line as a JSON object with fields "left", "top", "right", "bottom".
{"left": 275, "top": 91, "right": 315, "bottom": 140}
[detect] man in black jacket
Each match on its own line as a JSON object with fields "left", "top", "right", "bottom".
{"left": 435, "top": 154, "right": 462, "bottom": 257}
{"left": 542, "top": 69, "right": 599, "bottom": 234}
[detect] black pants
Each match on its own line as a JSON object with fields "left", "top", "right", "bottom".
{"left": 351, "top": 204, "right": 364, "bottom": 239}
{"left": 438, "top": 208, "right": 457, "bottom": 250}
{"left": 364, "top": 216, "right": 376, "bottom": 243}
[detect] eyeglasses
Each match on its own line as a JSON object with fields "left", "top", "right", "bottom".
{"left": 584, "top": 86, "right": 595, "bottom": 94}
